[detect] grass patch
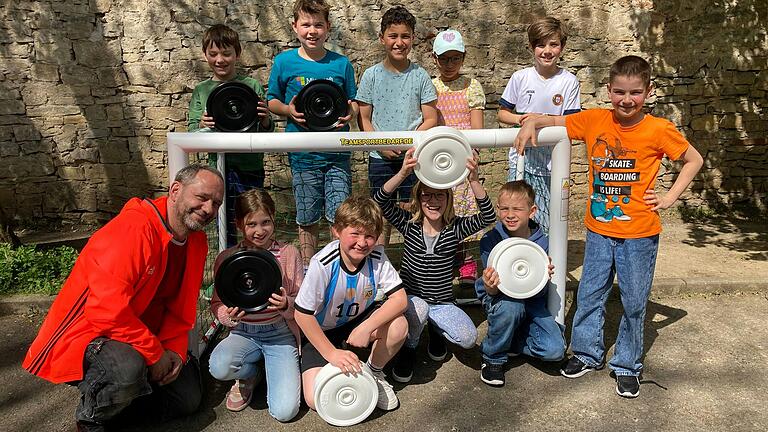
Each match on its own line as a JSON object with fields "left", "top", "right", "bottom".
{"left": 0, "top": 243, "right": 78, "bottom": 295}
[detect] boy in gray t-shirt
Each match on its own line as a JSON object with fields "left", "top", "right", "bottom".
{"left": 356, "top": 5, "right": 437, "bottom": 244}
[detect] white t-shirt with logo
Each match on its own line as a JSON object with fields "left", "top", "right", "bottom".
{"left": 294, "top": 240, "right": 403, "bottom": 330}
{"left": 500, "top": 67, "right": 581, "bottom": 176}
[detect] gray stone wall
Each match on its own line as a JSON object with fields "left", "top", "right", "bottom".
{"left": 1, "top": 0, "right": 766, "bottom": 229}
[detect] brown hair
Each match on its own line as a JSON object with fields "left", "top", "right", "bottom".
{"left": 293, "top": 0, "right": 330, "bottom": 22}
{"left": 499, "top": 180, "right": 536, "bottom": 207}
{"left": 408, "top": 181, "right": 455, "bottom": 226}
{"left": 527, "top": 16, "right": 567, "bottom": 48}
{"left": 333, "top": 195, "right": 384, "bottom": 237}
{"left": 609, "top": 55, "right": 652, "bottom": 89}
{"left": 234, "top": 189, "right": 276, "bottom": 225}
{"left": 380, "top": 5, "right": 416, "bottom": 34}
{"left": 202, "top": 24, "right": 242, "bottom": 56}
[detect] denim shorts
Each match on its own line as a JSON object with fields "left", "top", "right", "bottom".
{"left": 368, "top": 156, "right": 416, "bottom": 203}
{"left": 291, "top": 159, "right": 351, "bottom": 226}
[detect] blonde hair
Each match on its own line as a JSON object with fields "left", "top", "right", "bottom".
{"left": 499, "top": 180, "right": 536, "bottom": 207}
{"left": 408, "top": 181, "right": 455, "bottom": 226}
{"left": 333, "top": 195, "right": 384, "bottom": 237}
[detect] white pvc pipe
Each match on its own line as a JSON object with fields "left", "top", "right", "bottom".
{"left": 168, "top": 127, "right": 570, "bottom": 326}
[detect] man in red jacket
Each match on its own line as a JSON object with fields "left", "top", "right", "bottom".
{"left": 23, "top": 164, "right": 224, "bottom": 431}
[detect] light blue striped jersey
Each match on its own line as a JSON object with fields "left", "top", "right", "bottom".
{"left": 294, "top": 240, "right": 402, "bottom": 330}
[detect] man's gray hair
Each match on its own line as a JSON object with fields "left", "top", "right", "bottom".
{"left": 173, "top": 164, "right": 224, "bottom": 185}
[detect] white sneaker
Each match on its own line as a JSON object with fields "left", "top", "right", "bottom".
{"left": 370, "top": 369, "right": 399, "bottom": 410}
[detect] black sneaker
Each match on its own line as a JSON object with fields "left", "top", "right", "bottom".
{"left": 391, "top": 346, "right": 415, "bottom": 383}
{"left": 616, "top": 375, "right": 640, "bottom": 398}
{"left": 480, "top": 362, "right": 505, "bottom": 387}
{"left": 560, "top": 356, "right": 604, "bottom": 378}
{"left": 427, "top": 324, "right": 447, "bottom": 361}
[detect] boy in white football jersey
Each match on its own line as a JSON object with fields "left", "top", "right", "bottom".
{"left": 294, "top": 195, "right": 408, "bottom": 414}
{"left": 498, "top": 16, "right": 581, "bottom": 232}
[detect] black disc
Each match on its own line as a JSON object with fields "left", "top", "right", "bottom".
{"left": 206, "top": 81, "right": 262, "bottom": 132}
{"left": 294, "top": 79, "right": 349, "bottom": 131}
{"left": 214, "top": 249, "right": 282, "bottom": 312}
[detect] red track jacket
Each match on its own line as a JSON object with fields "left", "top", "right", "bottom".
{"left": 23, "top": 196, "right": 208, "bottom": 384}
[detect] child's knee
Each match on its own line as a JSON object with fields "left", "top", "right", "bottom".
{"left": 488, "top": 296, "right": 525, "bottom": 318}
{"left": 389, "top": 315, "right": 409, "bottom": 342}
{"left": 461, "top": 331, "right": 478, "bottom": 349}
{"left": 207, "top": 351, "right": 236, "bottom": 380}
{"left": 540, "top": 343, "right": 566, "bottom": 362}
{"left": 407, "top": 296, "right": 430, "bottom": 322}
{"left": 270, "top": 401, "right": 300, "bottom": 423}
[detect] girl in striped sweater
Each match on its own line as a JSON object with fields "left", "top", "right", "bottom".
{"left": 209, "top": 189, "right": 303, "bottom": 421}
{"left": 373, "top": 148, "right": 496, "bottom": 382}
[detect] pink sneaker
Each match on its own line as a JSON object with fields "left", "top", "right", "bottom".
{"left": 458, "top": 256, "right": 477, "bottom": 284}
{"left": 225, "top": 376, "right": 258, "bottom": 412}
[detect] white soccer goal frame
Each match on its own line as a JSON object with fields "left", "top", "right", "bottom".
{"left": 168, "top": 127, "right": 572, "bottom": 355}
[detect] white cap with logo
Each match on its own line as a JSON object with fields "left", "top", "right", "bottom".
{"left": 433, "top": 29, "right": 465, "bottom": 55}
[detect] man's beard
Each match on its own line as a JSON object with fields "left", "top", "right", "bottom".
{"left": 180, "top": 208, "right": 213, "bottom": 232}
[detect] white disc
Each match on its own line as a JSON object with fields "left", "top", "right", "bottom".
{"left": 413, "top": 126, "right": 472, "bottom": 189}
{"left": 489, "top": 238, "right": 549, "bottom": 299}
{"left": 313, "top": 362, "right": 379, "bottom": 427}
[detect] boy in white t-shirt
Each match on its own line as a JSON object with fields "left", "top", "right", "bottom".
{"left": 498, "top": 16, "right": 581, "bottom": 232}
{"left": 294, "top": 195, "right": 408, "bottom": 414}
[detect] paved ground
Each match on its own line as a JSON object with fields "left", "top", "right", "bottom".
{"left": 2, "top": 215, "right": 767, "bottom": 431}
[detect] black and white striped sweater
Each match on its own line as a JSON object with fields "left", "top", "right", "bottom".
{"left": 373, "top": 188, "right": 496, "bottom": 303}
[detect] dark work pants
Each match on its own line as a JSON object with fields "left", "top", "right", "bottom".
{"left": 75, "top": 338, "right": 202, "bottom": 425}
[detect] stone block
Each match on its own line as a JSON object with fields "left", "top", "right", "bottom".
{"left": 0, "top": 100, "right": 26, "bottom": 115}
{"left": 145, "top": 106, "right": 185, "bottom": 122}
{"left": 72, "top": 40, "right": 123, "bottom": 68}
{"left": 690, "top": 115, "right": 718, "bottom": 132}
{"left": 67, "top": 147, "right": 100, "bottom": 163}
{"left": 99, "top": 139, "right": 131, "bottom": 163}
{"left": 57, "top": 166, "right": 86, "bottom": 181}
{"left": 240, "top": 43, "right": 272, "bottom": 68}
{"left": 97, "top": 67, "right": 129, "bottom": 88}
{"left": 123, "top": 63, "right": 161, "bottom": 86}
{"left": 42, "top": 183, "right": 77, "bottom": 212}
{"left": 169, "top": 47, "right": 199, "bottom": 62}
{"left": 0, "top": 142, "right": 19, "bottom": 157}
{"left": 60, "top": 65, "right": 97, "bottom": 85}
{"left": 30, "top": 63, "right": 59, "bottom": 82}
{"left": 90, "top": 0, "right": 112, "bottom": 13}
{"left": 13, "top": 125, "right": 41, "bottom": 142}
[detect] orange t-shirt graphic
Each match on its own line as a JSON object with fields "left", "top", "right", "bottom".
{"left": 565, "top": 109, "right": 690, "bottom": 238}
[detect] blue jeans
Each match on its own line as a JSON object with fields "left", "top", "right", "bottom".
{"left": 570, "top": 229, "right": 659, "bottom": 376}
{"left": 75, "top": 338, "right": 201, "bottom": 425}
{"left": 291, "top": 160, "right": 351, "bottom": 226}
{"left": 404, "top": 295, "right": 477, "bottom": 349}
{"left": 209, "top": 320, "right": 300, "bottom": 422}
{"left": 481, "top": 294, "right": 565, "bottom": 365}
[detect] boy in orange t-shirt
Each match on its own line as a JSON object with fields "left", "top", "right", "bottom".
{"left": 514, "top": 55, "right": 703, "bottom": 398}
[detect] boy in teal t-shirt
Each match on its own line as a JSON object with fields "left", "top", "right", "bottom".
{"left": 267, "top": 0, "right": 358, "bottom": 270}
{"left": 188, "top": 24, "right": 273, "bottom": 247}
{"left": 355, "top": 5, "right": 438, "bottom": 245}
